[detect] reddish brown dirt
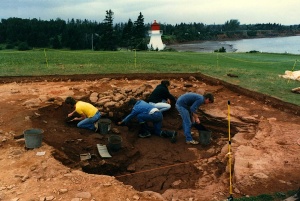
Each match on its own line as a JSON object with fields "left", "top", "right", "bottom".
{"left": 0, "top": 73, "right": 299, "bottom": 201}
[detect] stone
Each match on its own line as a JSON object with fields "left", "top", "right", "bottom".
{"left": 59, "top": 188, "right": 68, "bottom": 194}
{"left": 253, "top": 172, "right": 269, "bottom": 179}
{"left": 45, "top": 196, "right": 55, "bottom": 200}
{"left": 75, "top": 192, "right": 91, "bottom": 199}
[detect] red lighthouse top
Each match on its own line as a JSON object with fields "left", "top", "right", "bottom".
{"left": 151, "top": 20, "right": 160, "bottom": 31}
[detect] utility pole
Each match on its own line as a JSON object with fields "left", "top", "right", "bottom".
{"left": 91, "top": 33, "right": 94, "bottom": 51}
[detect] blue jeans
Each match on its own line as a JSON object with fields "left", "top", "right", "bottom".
{"left": 136, "top": 111, "right": 163, "bottom": 135}
{"left": 77, "top": 111, "right": 101, "bottom": 131}
{"left": 175, "top": 104, "right": 193, "bottom": 141}
{"left": 149, "top": 101, "right": 171, "bottom": 113}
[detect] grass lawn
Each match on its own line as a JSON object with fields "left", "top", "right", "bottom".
{"left": 0, "top": 49, "right": 299, "bottom": 106}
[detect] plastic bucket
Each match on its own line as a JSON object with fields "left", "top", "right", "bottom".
{"left": 108, "top": 135, "right": 122, "bottom": 151}
{"left": 23, "top": 128, "right": 43, "bottom": 148}
{"left": 199, "top": 130, "right": 211, "bottom": 146}
{"left": 98, "top": 118, "right": 112, "bottom": 134}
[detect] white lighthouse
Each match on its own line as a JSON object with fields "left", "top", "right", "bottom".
{"left": 147, "top": 20, "right": 165, "bottom": 51}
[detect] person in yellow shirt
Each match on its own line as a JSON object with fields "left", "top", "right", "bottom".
{"left": 65, "top": 97, "right": 101, "bottom": 132}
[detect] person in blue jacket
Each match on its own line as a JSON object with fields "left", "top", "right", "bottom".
{"left": 118, "top": 98, "right": 177, "bottom": 143}
{"left": 176, "top": 92, "right": 214, "bottom": 145}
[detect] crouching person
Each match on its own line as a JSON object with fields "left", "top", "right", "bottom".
{"left": 65, "top": 96, "right": 101, "bottom": 132}
{"left": 118, "top": 98, "right": 177, "bottom": 143}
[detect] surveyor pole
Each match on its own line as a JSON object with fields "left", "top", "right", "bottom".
{"left": 227, "top": 100, "right": 233, "bottom": 201}
{"left": 287, "top": 59, "right": 298, "bottom": 84}
{"left": 217, "top": 53, "right": 219, "bottom": 68}
{"left": 44, "top": 48, "right": 49, "bottom": 68}
{"left": 134, "top": 49, "right": 137, "bottom": 68}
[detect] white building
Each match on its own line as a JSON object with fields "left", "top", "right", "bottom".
{"left": 147, "top": 20, "right": 166, "bottom": 51}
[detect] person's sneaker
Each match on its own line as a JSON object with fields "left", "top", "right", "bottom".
{"left": 94, "top": 122, "right": 99, "bottom": 132}
{"left": 186, "top": 140, "right": 199, "bottom": 145}
{"left": 139, "top": 131, "right": 151, "bottom": 138}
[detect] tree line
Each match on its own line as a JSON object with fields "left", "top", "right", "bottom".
{"left": 0, "top": 10, "right": 299, "bottom": 51}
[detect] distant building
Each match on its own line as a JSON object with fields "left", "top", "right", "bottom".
{"left": 147, "top": 20, "right": 165, "bottom": 51}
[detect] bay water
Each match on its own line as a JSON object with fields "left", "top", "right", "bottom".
{"left": 224, "top": 35, "right": 300, "bottom": 54}
{"left": 169, "top": 36, "right": 300, "bottom": 55}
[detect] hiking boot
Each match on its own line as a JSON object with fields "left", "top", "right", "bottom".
{"left": 160, "top": 130, "right": 177, "bottom": 143}
{"left": 170, "top": 131, "right": 177, "bottom": 143}
{"left": 139, "top": 131, "right": 151, "bottom": 138}
{"left": 186, "top": 140, "right": 199, "bottom": 145}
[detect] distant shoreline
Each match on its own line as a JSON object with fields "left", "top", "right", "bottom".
{"left": 167, "top": 35, "right": 300, "bottom": 54}
{"left": 167, "top": 41, "right": 235, "bottom": 53}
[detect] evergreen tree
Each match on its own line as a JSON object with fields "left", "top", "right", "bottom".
{"left": 224, "top": 19, "right": 240, "bottom": 31}
{"left": 51, "top": 35, "right": 62, "bottom": 49}
{"left": 134, "top": 12, "right": 146, "bottom": 39}
{"left": 0, "top": 16, "right": 298, "bottom": 50}
{"left": 100, "top": 9, "right": 116, "bottom": 50}
{"left": 121, "top": 19, "right": 134, "bottom": 49}
{"left": 133, "top": 12, "right": 147, "bottom": 50}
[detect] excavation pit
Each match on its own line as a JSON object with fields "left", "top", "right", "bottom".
{"left": 3, "top": 74, "right": 299, "bottom": 200}
{"left": 32, "top": 100, "right": 232, "bottom": 193}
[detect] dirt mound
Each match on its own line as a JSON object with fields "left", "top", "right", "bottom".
{"left": 0, "top": 73, "right": 299, "bottom": 201}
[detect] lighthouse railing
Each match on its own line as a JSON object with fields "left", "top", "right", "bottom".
{"left": 148, "top": 30, "right": 163, "bottom": 35}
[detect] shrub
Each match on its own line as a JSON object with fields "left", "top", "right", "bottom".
{"left": 6, "top": 44, "right": 15, "bottom": 49}
{"left": 248, "top": 50, "right": 260, "bottom": 53}
{"left": 247, "top": 30, "right": 257, "bottom": 37}
{"left": 214, "top": 46, "right": 226, "bottom": 53}
{"left": 18, "top": 42, "right": 31, "bottom": 51}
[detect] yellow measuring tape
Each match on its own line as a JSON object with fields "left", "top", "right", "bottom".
{"left": 227, "top": 100, "right": 233, "bottom": 200}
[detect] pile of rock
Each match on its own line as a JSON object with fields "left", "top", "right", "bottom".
{"left": 89, "top": 83, "right": 153, "bottom": 119}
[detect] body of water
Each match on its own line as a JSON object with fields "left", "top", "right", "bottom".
{"left": 169, "top": 36, "right": 300, "bottom": 55}
{"left": 224, "top": 35, "right": 300, "bottom": 54}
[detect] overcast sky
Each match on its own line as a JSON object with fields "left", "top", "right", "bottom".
{"left": 1, "top": 0, "right": 299, "bottom": 25}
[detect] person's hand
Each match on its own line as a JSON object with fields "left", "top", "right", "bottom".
{"left": 70, "top": 117, "right": 80, "bottom": 121}
{"left": 195, "top": 117, "right": 200, "bottom": 124}
{"left": 192, "top": 113, "right": 200, "bottom": 124}
{"left": 118, "top": 121, "right": 126, "bottom": 126}
{"left": 66, "top": 118, "right": 74, "bottom": 122}
{"left": 191, "top": 115, "right": 195, "bottom": 123}
{"left": 67, "top": 113, "right": 72, "bottom": 118}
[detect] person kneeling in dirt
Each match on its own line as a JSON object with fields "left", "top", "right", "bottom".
{"left": 147, "top": 80, "right": 176, "bottom": 112}
{"left": 65, "top": 96, "right": 101, "bottom": 132}
{"left": 176, "top": 92, "right": 214, "bottom": 145}
{"left": 118, "top": 98, "right": 177, "bottom": 143}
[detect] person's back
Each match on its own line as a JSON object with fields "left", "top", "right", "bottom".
{"left": 75, "top": 101, "right": 98, "bottom": 118}
{"left": 176, "top": 93, "right": 204, "bottom": 110}
{"left": 148, "top": 84, "right": 169, "bottom": 103}
{"left": 134, "top": 100, "right": 155, "bottom": 112}
{"left": 147, "top": 80, "right": 176, "bottom": 112}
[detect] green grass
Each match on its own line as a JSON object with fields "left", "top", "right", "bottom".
{"left": 0, "top": 49, "right": 299, "bottom": 105}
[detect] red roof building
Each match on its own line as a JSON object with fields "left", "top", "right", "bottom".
{"left": 147, "top": 20, "right": 165, "bottom": 50}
